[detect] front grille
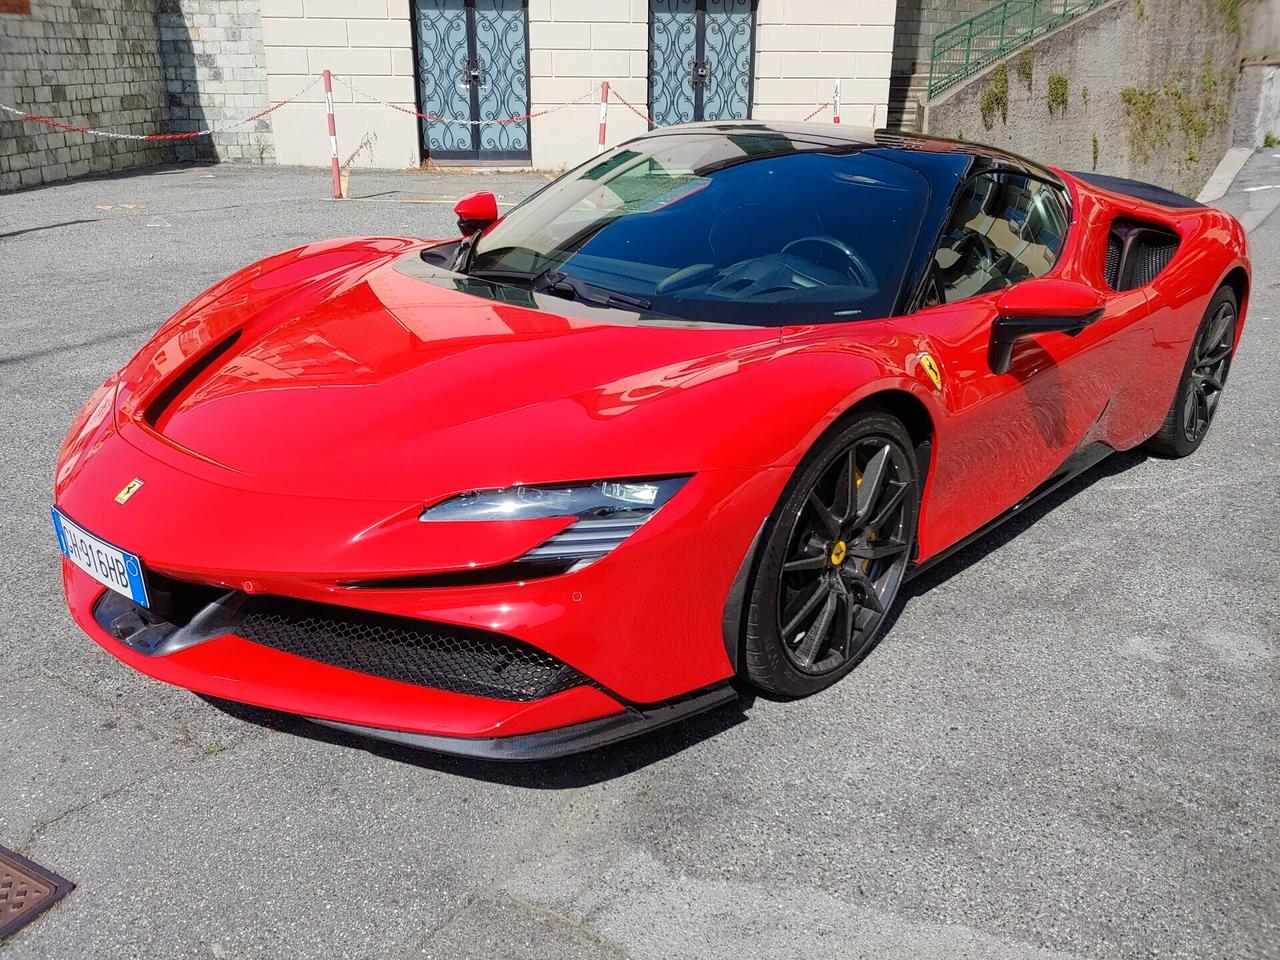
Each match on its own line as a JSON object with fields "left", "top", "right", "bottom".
{"left": 235, "top": 597, "right": 590, "bottom": 701}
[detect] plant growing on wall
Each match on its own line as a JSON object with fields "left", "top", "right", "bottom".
{"left": 980, "top": 63, "right": 1009, "bottom": 129}
{"left": 1120, "top": 86, "right": 1170, "bottom": 164}
{"left": 1016, "top": 49, "right": 1034, "bottom": 92}
{"left": 1120, "top": 58, "right": 1231, "bottom": 169}
{"left": 1220, "top": 0, "right": 1242, "bottom": 34}
{"left": 1047, "top": 74, "right": 1069, "bottom": 115}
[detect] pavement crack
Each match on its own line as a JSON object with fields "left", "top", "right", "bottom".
{"left": 411, "top": 891, "right": 477, "bottom": 952}
{"left": 35, "top": 667, "right": 200, "bottom": 748}
{"left": 496, "top": 894, "right": 637, "bottom": 960}
{"left": 17, "top": 763, "right": 180, "bottom": 856}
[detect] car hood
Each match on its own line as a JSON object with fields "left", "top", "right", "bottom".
{"left": 111, "top": 241, "right": 800, "bottom": 501}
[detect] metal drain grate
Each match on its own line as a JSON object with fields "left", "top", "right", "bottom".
{"left": 0, "top": 846, "right": 73, "bottom": 939}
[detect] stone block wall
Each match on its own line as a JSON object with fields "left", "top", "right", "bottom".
{"left": 0, "top": 0, "right": 171, "bottom": 191}
{"left": 157, "top": 0, "right": 274, "bottom": 163}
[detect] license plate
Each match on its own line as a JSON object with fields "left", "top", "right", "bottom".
{"left": 52, "top": 509, "right": 150, "bottom": 608}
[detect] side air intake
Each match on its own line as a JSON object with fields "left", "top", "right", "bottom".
{"left": 1104, "top": 219, "right": 1180, "bottom": 292}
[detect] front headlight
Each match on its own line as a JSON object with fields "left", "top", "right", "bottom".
{"left": 420, "top": 477, "right": 689, "bottom": 569}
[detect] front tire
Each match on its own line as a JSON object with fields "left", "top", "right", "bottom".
{"left": 1145, "top": 286, "right": 1239, "bottom": 458}
{"left": 743, "top": 411, "right": 920, "bottom": 698}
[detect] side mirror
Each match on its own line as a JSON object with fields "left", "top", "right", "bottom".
{"left": 990, "top": 279, "right": 1105, "bottom": 374}
{"left": 454, "top": 191, "right": 498, "bottom": 235}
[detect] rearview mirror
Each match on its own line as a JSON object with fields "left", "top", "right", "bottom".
{"left": 990, "top": 279, "right": 1105, "bottom": 374}
{"left": 454, "top": 191, "right": 498, "bottom": 235}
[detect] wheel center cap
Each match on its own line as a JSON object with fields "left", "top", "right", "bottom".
{"left": 830, "top": 540, "right": 848, "bottom": 566}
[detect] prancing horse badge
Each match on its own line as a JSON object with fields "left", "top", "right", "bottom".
{"left": 917, "top": 353, "right": 942, "bottom": 391}
{"left": 115, "top": 478, "right": 144, "bottom": 504}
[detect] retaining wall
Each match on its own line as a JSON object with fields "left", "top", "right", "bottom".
{"left": 924, "top": 0, "right": 1248, "bottom": 196}
{"left": 157, "top": 0, "right": 273, "bottom": 164}
{"left": 0, "top": 0, "right": 171, "bottom": 191}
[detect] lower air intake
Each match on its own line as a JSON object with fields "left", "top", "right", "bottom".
{"left": 236, "top": 597, "right": 590, "bottom": 701}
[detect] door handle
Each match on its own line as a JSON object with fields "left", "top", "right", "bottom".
{"left": 689, "top": 58, "right": 709, "bottom": 87}
{"left": 459, "top": 56, "right": 486, "bottom": 87}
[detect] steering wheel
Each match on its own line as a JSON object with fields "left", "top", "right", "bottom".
{"left": 952, "top": 230, "right": 1002, "bottom": 270}
{"left": 781, "top": 235, "right": 874, "bottom": 287}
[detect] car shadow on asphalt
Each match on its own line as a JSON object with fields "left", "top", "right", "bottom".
{"left": 197, "top": 449, "right": 1146, "bottom": 786}
{"left": 897, "top": 448, "right": 1149, "bottom": 600}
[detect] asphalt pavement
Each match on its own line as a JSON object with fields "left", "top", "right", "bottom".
{"left": 1, "top": 155, "right": 1277, "bottom": 960}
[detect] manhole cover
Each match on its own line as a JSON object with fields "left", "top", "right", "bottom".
{"left": 0, "top": 846, "right": 73, "bottom": 939}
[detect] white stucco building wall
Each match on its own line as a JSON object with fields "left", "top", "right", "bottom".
{"left": 259, "top": 0, "right": 899, "bottom": 172}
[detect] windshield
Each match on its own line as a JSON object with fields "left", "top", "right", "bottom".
{"left": 468, "top": 132, "right": 929, "bottom": 326}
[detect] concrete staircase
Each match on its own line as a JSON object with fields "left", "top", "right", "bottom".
{"left": 887, "top": 0, "right": 995, "bottom": 131}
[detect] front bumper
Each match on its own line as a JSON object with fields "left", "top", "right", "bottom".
{"left": 55, "top": 413, "right": 787, "bottom": 755}
{"left": 64, "top": 562, "right": 738, "bottom": 758}
{"left": 64, "top": 562, "right": 626, "bottom": 743}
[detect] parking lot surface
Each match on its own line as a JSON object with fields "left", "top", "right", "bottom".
{"left": 2, "top": 157, "right": 1277, "bottom": 960}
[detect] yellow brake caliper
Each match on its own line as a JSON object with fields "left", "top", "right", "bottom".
{"left": 856, "top": 466, "right": 872, "bottom": 573}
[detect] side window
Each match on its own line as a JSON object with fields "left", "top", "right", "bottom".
{"left": 934, "top": 173, "right": 1069, "bottom": 303}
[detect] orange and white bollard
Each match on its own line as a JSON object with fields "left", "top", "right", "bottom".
{"left": 323, "top": 69, "right": 342, "bottom": 199}
{"left": 833, "top": 78, "right": 841, "bottom": 125}
{"left": 597, "top": 81, "right": 610, "bottom": 154}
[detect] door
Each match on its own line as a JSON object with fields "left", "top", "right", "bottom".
{"left": 648, "top": 0, "right": 756, "bottom": 127}
{"left": 412, "top": 0, "right": 531, "bottom": 162}
{"left": 896, "top": 170, "right": 1148, "bottom": 557}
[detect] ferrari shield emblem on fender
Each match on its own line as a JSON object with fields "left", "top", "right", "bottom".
{"left": 918, "top": 353, "right": 942, "bottom": 391}
{"left": 115, "top": 478, "right": 144, "bottom": 504}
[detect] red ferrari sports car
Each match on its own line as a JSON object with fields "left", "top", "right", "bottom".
{"left": 54, "top": 123, "right": 1250, "bottom": 759}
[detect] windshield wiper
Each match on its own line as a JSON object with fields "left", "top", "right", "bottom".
{"left": 530, "top": 268, "right": 652, "bottom": 310}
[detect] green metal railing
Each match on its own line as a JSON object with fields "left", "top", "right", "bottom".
{"left": 928, "top": 0, "right": 1108, "bottom": 98}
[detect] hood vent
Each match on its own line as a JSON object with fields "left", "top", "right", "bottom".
{"left": 143, "top": 329, "right": 242, "bottom": 429}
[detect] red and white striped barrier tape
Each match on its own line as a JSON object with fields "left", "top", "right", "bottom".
{"left": 0, "top": 72, "right": 838, "bottom": 143}
{"left": 0, "top": 75, "right": 320, "bottom": 141}
{"left": 609, "top": 87, "right": 656, "bottom": 126}
{"left": 331, "top": 74, "right": 595, "bottom": 125}
{"left": 801, "top": 100, "right": 832, "bottom": 122}
{"left": 608, "top": 86, "right": 831, "bottom": 127}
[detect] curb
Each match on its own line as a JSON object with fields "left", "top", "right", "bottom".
{"left": 1197, "top": 146, "right": 1253, "bottom": 204}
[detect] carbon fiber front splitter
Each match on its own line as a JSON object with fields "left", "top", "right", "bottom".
{"left": 307, "top": 683, "right": 740, "bottom": 761}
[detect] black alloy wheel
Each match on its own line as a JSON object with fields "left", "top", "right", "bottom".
{"left": 1182, "top": 297, "right": 1236, "bottom": 443}
{"left": 1147, "top": 285, "right": 1239, "bottom": 458}
{"left": 743, "top": 412, "right": 919, "bottom": 697}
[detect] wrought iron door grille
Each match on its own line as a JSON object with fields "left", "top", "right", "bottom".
{"left": 648, "top": 0, "right": 756, "bottom": 128}
{"left": 412, "top": 0, "right": 531, "bottom": 161}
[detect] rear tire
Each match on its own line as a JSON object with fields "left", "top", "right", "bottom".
{"left": 1145, "top": 286, "right": 1238, "bottom": 458}
{"left": 743, "top": 411, "right": 919, "bottom": 698}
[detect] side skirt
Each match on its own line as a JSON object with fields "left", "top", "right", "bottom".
{"left": 907, "top": 441, "right": 1115, "bottom": 580}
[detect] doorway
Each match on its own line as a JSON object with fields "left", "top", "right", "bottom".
{"left": 412, "top": 0, "right": 532, "bottom": 162}
{"left": 648, "top": 0, "right": 756, "bottom": 127}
